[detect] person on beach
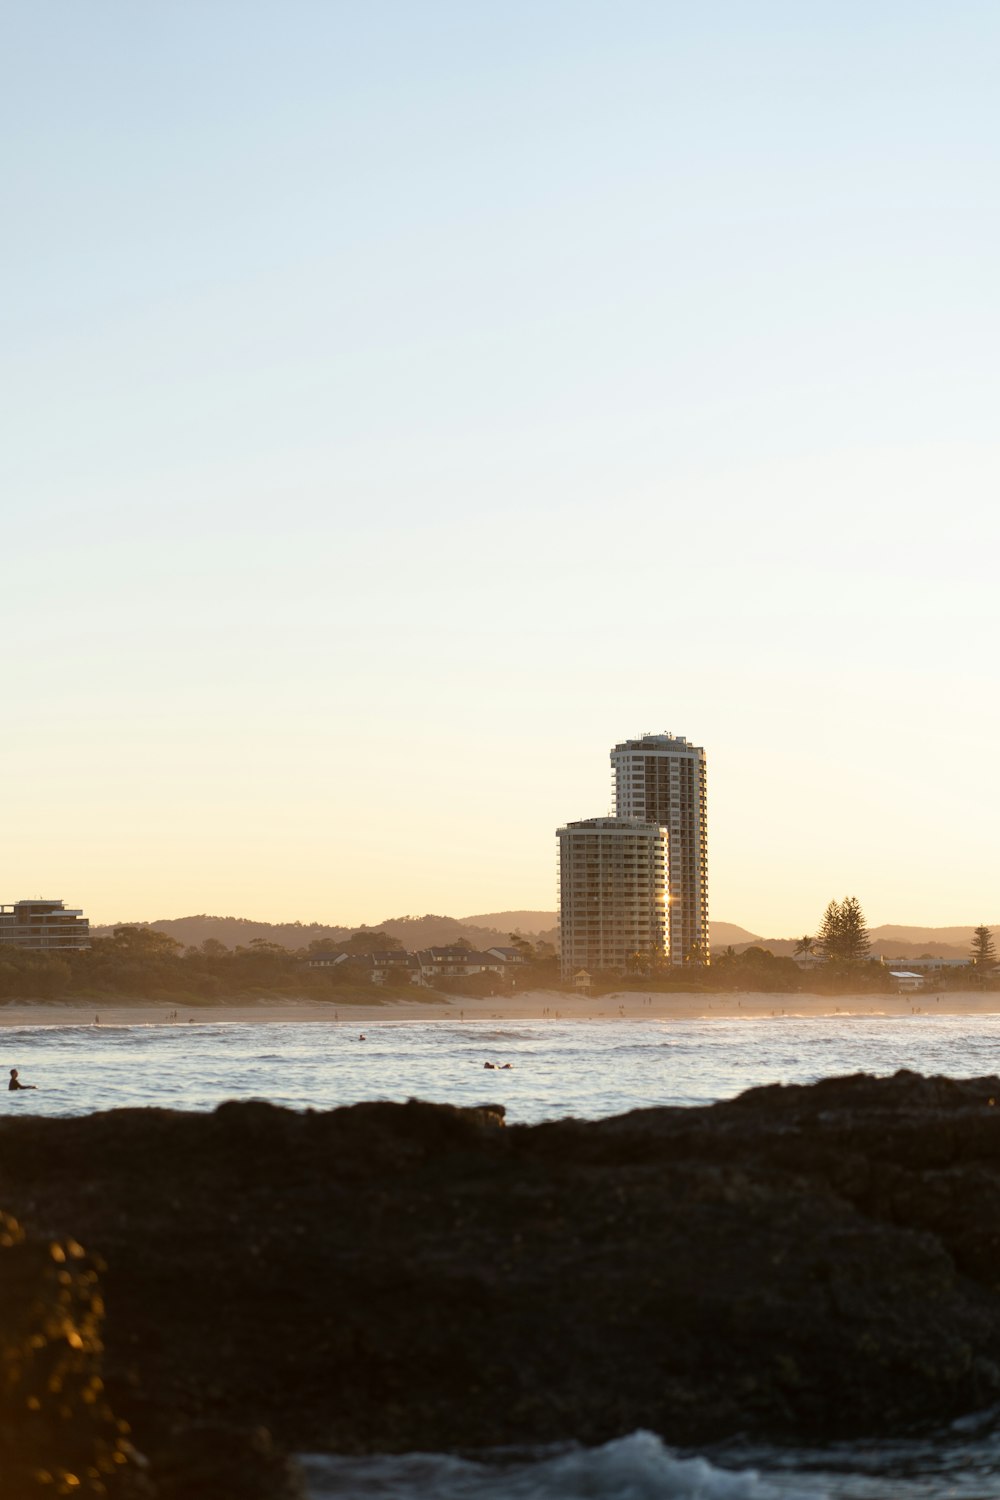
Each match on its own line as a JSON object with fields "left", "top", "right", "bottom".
{"left": 8, "top": 1068, "right": 36, "bottom": 1091}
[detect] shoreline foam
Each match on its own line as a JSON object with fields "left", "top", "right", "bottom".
{"left": 0, "top": 987, "right": 997, "bottom": 1028}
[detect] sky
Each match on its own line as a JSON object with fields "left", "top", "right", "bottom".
{"left": 3, "top": 2, "right": 999, "bottom": 935}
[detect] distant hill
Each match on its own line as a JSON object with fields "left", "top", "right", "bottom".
{"left": 868, "top": 925, "right": 998, "bottom": 958}
{"left": 90, "top": 916, "right": 354, "bottom": 951}
{"left": 90, "top": 915, "right": 995, "bottom": 959}
{"left": 708, "top": 922, "right": 760, "bottom": 947}
{"left": 93, "top": 911, "right": 750, "bottom": 954}
{"left": 459, "top": 911, "right": 559, "bottom": 946}
{"left": 461, "top": 911, "right": 557, "bottom": 935}
{"left": 871, "top": 925, "right": 993, "bottom": 943}
{"left": 712, "top": 925, "right": 1000, "bottom": 961}
{"left": 90, "top": 912, "right": 551, "bottom": 953}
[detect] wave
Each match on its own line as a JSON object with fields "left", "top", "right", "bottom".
{"left": 471, "top": 1029, "right": 538, "bottom": 1042}
{"left": 301, "top": 1430, "right": 774, "bottom": 1499}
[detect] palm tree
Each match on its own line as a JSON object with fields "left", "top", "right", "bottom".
{"left": 794, "top": 935, "right": 815, "bottom": 957}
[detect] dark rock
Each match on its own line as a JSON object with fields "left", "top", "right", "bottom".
{"left": 4, "top": 1074, "right": 1000, "bottom": 1472}
{"left": 150, "top": 1424, "right": 306, "bottom": 1500}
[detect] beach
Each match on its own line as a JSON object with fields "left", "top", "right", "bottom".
{"left": 1, "top": 986, "right": 998, "bottom": 1029}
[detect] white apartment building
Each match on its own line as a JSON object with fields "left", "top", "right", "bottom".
{"left": 557, "top": 817, "right": 668, "bottom": 979}
{"left": 611, "top": 732, "right": 709, "bottom": 964}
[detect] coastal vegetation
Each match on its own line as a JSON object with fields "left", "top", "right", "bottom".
{"left": 0, "top": 925, "right": 560, "bottom": 1005}
{"left": 0, "top": 926, "right": 406, "bottom": 1005}
{"left": 0, "top": 909, "right": 996, "bottom": 1005}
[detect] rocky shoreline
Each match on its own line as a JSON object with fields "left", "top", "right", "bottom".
{"left": 4, "top": 1071, "right": 1000, "bottom": 1495}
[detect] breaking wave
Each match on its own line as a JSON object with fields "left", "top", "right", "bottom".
{"left": 301, "top": 1430, "right": 775, "bottom": 1499}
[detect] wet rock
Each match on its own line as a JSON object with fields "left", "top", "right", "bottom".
{"left": 4, "top": 1076, "right": 1000, "bottom": 1465}
{"left": 150, "top": 1423, "right": 306, "bottom": 1500}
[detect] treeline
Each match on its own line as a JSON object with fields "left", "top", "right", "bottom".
{"left": 0, "top": 927, "right": 395, "bottom": 1004}
{"left": 0, "top": 927, "right": 561, "bottom": 1005}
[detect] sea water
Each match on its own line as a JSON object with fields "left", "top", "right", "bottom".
{"left": 302, "top": 1423, "right": 1000, "bottom": 1499}
{"left": 5, "top": 1010, "right": 1000, "bottom": 1121}
{"left": 5, "top": 1009, "right": 1000, "bottom": 1498}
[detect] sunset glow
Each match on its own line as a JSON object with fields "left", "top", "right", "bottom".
{"left": 4, "top": 4, "right": 998, "bottom": 934}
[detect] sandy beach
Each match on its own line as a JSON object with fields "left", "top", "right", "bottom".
{"left": 1, "top": 987, "right": 998, "bottom": 1029}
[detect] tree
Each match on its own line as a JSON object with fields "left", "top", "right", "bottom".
{"left": 816, "top": 897, "right": 870, "bottom": 962}
{"left": 838, "top": 896, "right": 871, "bottom": 961}
{"left": 794, "top": 935, "right": 815, "bottom": 957}
{"left": 508, "top": 932, "right": 535, "bottom": 961}
{"left": 105, "top": 926, "right": 181, "bottom": 956}
{"left": 339, "top": 930, "right": 403, "bottom": 956}
{"left": 971, "top": 925, "right": 997, "bottom": 967}
{"left": 816, "top": 901, "right": 843, "bottom": 960}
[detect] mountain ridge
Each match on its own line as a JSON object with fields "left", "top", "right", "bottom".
{"left": 90, "top": 913, "right": 994, "bottom": 957}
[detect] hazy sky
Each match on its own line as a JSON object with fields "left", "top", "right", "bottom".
{"left": 4, "top": 3, "right": 999, "bottom": 934}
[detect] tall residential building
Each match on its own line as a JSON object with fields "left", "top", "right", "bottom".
{"left": 611, "top": 732, "right": 709, "bottom": 964}
{"left": 0, "top": 899, "right": 90, "bottom": 952}
{"left": 557, "top": 818, "right": 668, "bottom": 979}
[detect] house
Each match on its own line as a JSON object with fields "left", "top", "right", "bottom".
{"left": 417, "top": 947, "right": 508, "bottom": 980}
{"left": 301, "top": 951, "right": 348, "bottom": 969}
{"left": 876, "top": 955, "right": 970, "bottom": 973}
{"left": 367, "top": 952, "right": 421, "bottom": 985}
{"left": 889, "top": 971, "right": 926, "bottom": 992}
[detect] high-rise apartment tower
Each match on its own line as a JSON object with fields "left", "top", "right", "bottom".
{"left": 557, "top": 818, "right": 668, "bottom": 979}
{"left": 611, "top": 732, "right": 709, "bottom": 963}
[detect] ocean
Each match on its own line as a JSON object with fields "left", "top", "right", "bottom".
{"left": 6, "top": 1008, "right": 1000, "bottom": 1498}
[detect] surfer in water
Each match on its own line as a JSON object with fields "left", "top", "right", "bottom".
{"left": 8, "top": 1068, "right": 36, "bottom": 1091}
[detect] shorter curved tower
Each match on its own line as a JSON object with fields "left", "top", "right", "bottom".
{"left": 557, "top": 817, "right": 668, "bottom": 979}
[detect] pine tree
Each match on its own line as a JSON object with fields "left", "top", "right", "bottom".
{"left": 838, "top": 896, "right": 870, "bottom": 961}
{"left": 816, "top": 900, "right": 843, "bottom": 960}
{"left": 970, "top": 925, "right": 997, "bottom": 967}
{"left": 816, "top": 896, "right": 870, "bottom": 962}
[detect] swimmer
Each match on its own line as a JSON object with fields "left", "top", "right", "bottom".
{"left": 483, "top": 1061, "right": 496, "bottom": 1069}
{"left": 359, "top": 1033, "right": 366, "bottom": 1041}
{"left": 8, "top": 1068, "right": 36, "bottom": 1092}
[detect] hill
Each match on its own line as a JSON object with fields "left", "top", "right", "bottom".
{"left": 90, "top": 912, "right": 553, "bottom": 953}
{"left": 714, "top": 925, "right": 1000, "bottom": 961}
{"left": 707, "top": 922, "right": 760, "bottom": 946}
{"left": 90, "top": 915, "right": 996, "bottom": 959}
{"left": 866, "top": 925, "right": 999, "bottom": 958}
{"left": 461, "top": 910, "right": 558, "bottom": 933}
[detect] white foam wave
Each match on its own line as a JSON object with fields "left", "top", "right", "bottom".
{"left": 301, "top": 1430, "right": 779, "bottom": 1499}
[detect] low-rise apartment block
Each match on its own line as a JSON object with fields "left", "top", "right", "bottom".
{"left": 0, "top": 899, "right": 90, "bottom": 952}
